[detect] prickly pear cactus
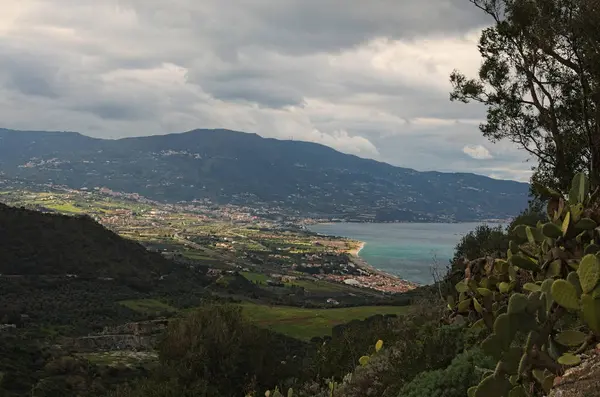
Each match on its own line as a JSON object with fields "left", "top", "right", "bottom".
{"left": 449, "top": 173, "right": 600, "bottom": 397}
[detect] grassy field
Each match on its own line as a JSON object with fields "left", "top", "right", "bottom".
{"left": 241, "top": 272, "right": 358, "bottom": 293}
{"left": 241, "top": 271, "right": 269, "bottom": 283}
{"left": 241, "top": 303, "right": 411, "bottom": 340}
{"left": 288, "top": 279, "right": 353, "bottom": 293}
{"left": 45, "top": 202, "right": 85, "bottom": 214}
{"left": 119, "top": 299, "right": 178, "bottom": 315}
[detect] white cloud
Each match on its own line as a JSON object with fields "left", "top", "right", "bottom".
{"left": 463, "top": 144, "right": 493, "bottom": 160}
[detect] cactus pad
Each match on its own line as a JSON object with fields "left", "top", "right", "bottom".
{"left": 576, "top": 217, "right": 597, "bottom": 230}
{"left": 501, "top": 347, "right": 523, "bottom": 375}
{"left": 523, "top": 283, "right": 541, "bottom": 292}
{"left": 475, "top": 374, "right": 511, "bottom": 397}
{"left": 455, "top": 280, "right": 469, "bottom": 293}
{"left": 546, "top": 260, "right": 562, "bottom": 278}
{"left": 508, "top": 293, "right": 528, "bottom": 314}
{"left": 478, "top": 287, "right": 493, "bottom": 297}
{"left": 555, "top": 330, "right": 587, "bottom": 346}
{"left": 551, "top": 279, "right": 580, "bottom": 310}
{"left": 482, "top": 334, "right": 504, "bottom": 359}
{"left": 569, "top": 172, "right": 589, "bottom": 205}
{"left": 498, "top": 282, "right": 510, "bottom": 293}
{"left": 562, "top": 212, "right": 571, "bottom": 236}
{"left": 526, "top": 226, "right": 538, "bottom": 244}
{"left": 557, "top": 353, "right": 581, "bottom": 366}
{"left": 578, "top": 254, "right": 600, "bottom": 293}
{"left": 508, "top": 386, "right": 527, "bottom": 397}
{"left": 494, "top": 313, "right": 516, "bottom": 349}
{"left": 542, "top": 222, "right": 562, "bottom": 238}
{"left": 513, "top": 224, "right": 527, "bottom": 239}
{"left": 567, "top": 271, "right": 583, "bottom": 297}
{"left": 509, "top": 255, "right": 539, "bottom": 271}
{"left": 509, "top": 240, "right": 519, "bottom": 254}
{"left": 474, "top": 297, "right": 483, "bottom": 313}
{"left": 581, "top": 293, "right": 600, "bottom": 334}
{"left": 458, "top": 298, "right": 472, "bottom": 313}
{"left": 585, "top": 243, "right": 600, "bottom": 255}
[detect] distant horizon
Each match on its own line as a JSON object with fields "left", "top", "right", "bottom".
{"left": 0, "top": 126, "right": 531, "bottom": 185}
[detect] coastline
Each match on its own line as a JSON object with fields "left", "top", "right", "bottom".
{"left": 345, "top": 240, "right": 419, "bottom": 289}
{"left": 347, "top": 241, "right": 365, "bottom": 257}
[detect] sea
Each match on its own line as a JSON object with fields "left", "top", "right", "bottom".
{"left": 308, "top": 222, "right": 506, "bottom": 286}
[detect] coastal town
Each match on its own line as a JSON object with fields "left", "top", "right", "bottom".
{"left": 0, "top": 180, "right": 417, "bottom": 295}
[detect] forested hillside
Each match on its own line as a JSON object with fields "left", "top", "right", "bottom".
{"left": 0, "top": 128, "right": 529, "bottom": 221}
{"left": 0, "top": 203, "right": 170, "bottom": 278}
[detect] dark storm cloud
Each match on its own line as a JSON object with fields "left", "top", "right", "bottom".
{"left": 0, "top": 46, "right": 62, "bottom": 98}
{"left": 0, "top": 0, "right": 531, "bottom": 180}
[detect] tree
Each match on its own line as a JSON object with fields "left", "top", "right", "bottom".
{"left": 452, "top": 224, "right": 509, "bottom": 264}
{"left": 450, "top": 0, "right": 600, "bottom": 193}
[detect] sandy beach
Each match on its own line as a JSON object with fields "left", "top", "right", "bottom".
{"left": 346, "top": 240, "right": 417, "bottom": 286}
{"left": 347, "top": 241, "right": 365, "bottom": 257}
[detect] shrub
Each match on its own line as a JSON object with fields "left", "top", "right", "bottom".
{"left": 310, "top": 299, "right": 486, "bottom": 397}
{"left": 112, "top": 304, "right": 309, "bottom": 397}
{"left": 397, "top": 348, "right": 495, "bottom": 397}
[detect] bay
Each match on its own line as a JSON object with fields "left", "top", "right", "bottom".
{"left": 308, "top": 222, "right": 505, "bottom": 285}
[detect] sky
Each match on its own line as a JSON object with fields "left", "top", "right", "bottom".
{"left": 0, "top": 0, "right": 534, "bottom": 181}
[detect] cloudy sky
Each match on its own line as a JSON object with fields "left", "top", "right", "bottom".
{"left": 0, "top": 0, "right": 533, "bottom": 181}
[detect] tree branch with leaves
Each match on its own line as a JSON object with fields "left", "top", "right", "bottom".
{"left": 450, "top": 0, "right": 600, "bottom": 194}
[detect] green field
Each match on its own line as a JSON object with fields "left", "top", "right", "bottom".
{"left": 241, "top": 271, "right": 269, "bottom": 283}
{"left": 119, "top": 299, "right": 178, "bottom": 315}
{"left": 241, "top": 303, "right": 410, "bottom": 340}
{"left": 288, "top": 279, "right": 353, "bottom": 293}
{"left": 241, "top": 272, "right": 356, "bottom": 293}
{"left": 45, "top": 203, "right": 85, "bottom": 214}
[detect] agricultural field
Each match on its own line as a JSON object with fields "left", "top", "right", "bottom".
{"left": 115, "top": 298, "right": 411, "bottom": 341}
{"left": 241, "top": 271, "right": 363, "bottom": 294}
{"left": 241, "top": 303, "right": 411, "bottom": 340}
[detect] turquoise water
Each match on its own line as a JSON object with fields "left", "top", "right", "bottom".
{"left": 308, "top": 222, "right": 505, "bottom": 286}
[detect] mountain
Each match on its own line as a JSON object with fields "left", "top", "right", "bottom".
{"left": 0, "top": 202, "right": 171, "bottom": 279}
{"left": 0, "top": 128, "right": 530, "bottom": 221}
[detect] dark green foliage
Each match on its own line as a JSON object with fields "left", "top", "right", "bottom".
{"left": 452, "top": 224, "right": 509, "bottom": 263}
{"left": 0, "top": 203, "right": 170, "bottom": 278}
{"left": 0, "top": 128, "right": 529, "bottom": 221}
{"left": 108, "top": 378, "right": 200, "bottom": 397}
{"left": 320, "top": 301, "right": 488, "bottom": 397}
{"left": 310, "top": 314, "right": 400, "bottom": 380}
{"left": 450, "top": 0, "right": 600, "bottom": 192}
{"left": 397, "top": 348, "right": 495, "bottom": 397}
{"left": 0, "top": 332, "right": 46, "bottom": 396}
{"left": 111, "top": 304, "right": 309, "bottom": 397}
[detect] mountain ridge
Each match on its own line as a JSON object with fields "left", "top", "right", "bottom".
{"left": 0, "top": 127, "right": 530, "bottom": 221}
{"left": 2, "top": 127, "right": 522, "bottom": 181}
